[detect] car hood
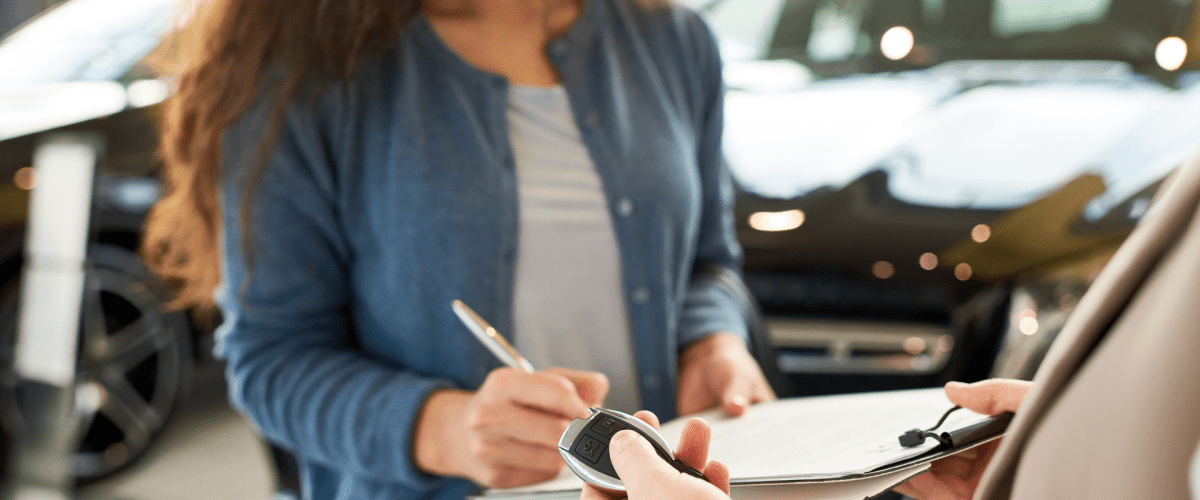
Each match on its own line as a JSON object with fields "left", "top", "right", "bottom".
{"left": 723, "top": 73, "right": 962, "bottom": 200}
{"left": 726, "top": 63, "right": 1200, "bottom": 211}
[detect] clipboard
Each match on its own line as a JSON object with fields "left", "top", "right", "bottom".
{"left": 473, "top": 388, "right": 1011, "bottom": 499}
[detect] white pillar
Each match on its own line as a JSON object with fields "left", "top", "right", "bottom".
{"left": 10, "top": 132, "right": 101, "bottom": 500}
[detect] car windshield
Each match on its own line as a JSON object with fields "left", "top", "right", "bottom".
{"left": 0, "top": 0, "right": 180, "bottom": 84}
{"left": 696, "top": 0, "right": 1195, "bottom": 78}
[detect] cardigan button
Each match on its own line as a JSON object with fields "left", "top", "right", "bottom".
{"left": 616, "top": 198, "right": 634, "bottom": 217}
{"left": 643, "top": 374, "right": 661, "bottom": 389}
{"left": 631, "top": 287, "right": 650, "bottom": 304}
{"left": 551, "top": 40, "right": 570, "bottom": 56}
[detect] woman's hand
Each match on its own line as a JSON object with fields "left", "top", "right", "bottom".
{"left": 414, "top": 367, "right": 609, "bottom": 488}
{"left": 894, "top": 379, "right": 1034, "bottom": 500}
{"left": 581, "top": 411, "right": 731, "bottom": 500}
{"left": 677, "top": 333, "right": 776, "bottom": 417}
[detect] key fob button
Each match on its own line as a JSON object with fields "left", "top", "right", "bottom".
{"left": 560, "top": 408, "right": 704, "bottom": 491}
{"left": 589, "top": 416, "right": 627, "bottom": 438}
{"left": 574, "top": 435, "right": 607, "bottom": 465}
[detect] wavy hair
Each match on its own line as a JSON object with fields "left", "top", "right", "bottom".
{"left": 142, "top": 0, "right": 420, "bottom": 314}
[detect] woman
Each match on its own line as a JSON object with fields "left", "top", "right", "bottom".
{"left": 143, "top": 0, "right": 773, "bottom": 498}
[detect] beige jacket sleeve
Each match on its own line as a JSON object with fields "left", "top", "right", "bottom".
{"left": 975, "top": 151, "right": 1200, "bottom": 500}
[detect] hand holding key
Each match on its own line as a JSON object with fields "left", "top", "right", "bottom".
{"left": 580, "top": 410, "right": 730, "bottom": 500}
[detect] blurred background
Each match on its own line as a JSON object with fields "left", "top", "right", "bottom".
{"left": 1, "top": 0, "right": 1198, "bottom": 498}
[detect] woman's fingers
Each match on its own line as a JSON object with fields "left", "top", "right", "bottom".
{"left": 460, "top": 367, "right": 608, "bottom": 487}
{"left": 468, "top": 402, "right": 574, "bottom": 447}
{"left": 474, "top": 436, "right": 565, "bottom": 473}
{"left": 720, "top": 375, "right": 753, "bottom": 417}
{"left": 547, "top": 367, "right": 610, "bottom": 408}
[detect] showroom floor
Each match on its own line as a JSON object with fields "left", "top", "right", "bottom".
{"left": 77, "top": 362, "right": 276, "bottom": 500}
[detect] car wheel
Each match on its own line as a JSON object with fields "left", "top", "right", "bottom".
{"left": 0, "top": 244, "right": 192, "bottom": 481}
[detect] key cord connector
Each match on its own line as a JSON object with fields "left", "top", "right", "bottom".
{"left": 898, "top": 406, "right": 961, "bottom": 448}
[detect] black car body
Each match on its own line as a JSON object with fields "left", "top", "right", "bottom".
{"left": 689, "top": 0, "right": 1200, "bottom": 396}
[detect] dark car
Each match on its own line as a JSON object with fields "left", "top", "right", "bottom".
{"left": 689, "top": 0, "right": 1200, "bottom": 397}
{"left": 0, "top": 0, "right": 195, "bottom": 481}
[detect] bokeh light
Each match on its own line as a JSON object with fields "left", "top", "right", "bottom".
{"left": 919, "top": 252, "right": 939, "bottom": 270}
{"left": 1156, "top": 37, "right": 1188, "bottom": 71}
{"left": 971, "top": 224, "right": 991, "bottom": 243}
{"left": 1019, "top": 316, "right": 1039, "bottom": 335}
{"left": 748, "top": 210, "right": 805, "bottom": 232}
{"left": 872, "top": 261, "right": 895, "bottom": 279}
{"left": 881, "top": 26, "right": 915, "bottom": 61}
{"left": 13, "top": 167, "right": 35, "bottom": 190}
{"left": 903, "top": 336, "right": 927, "bottom": 354}
{"left": 954, "top": 263, "right": 973, "bottom": 281}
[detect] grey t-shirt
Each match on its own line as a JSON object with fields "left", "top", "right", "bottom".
{"left": 508, "top": 84, "right": 640, "bottom": 413}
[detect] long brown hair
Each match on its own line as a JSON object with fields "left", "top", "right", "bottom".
{"left": 142, "top": 0, "right": 420, "bottom": 313}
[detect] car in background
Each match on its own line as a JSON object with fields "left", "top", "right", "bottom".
{"left": 684, "top": 0, "right": 1200, "bottom": 396}
{"left": 0, "top": 0, "right": 194, "bottom": 481}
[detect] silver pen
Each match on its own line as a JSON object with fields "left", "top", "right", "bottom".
{"left": 451, "top": 300, "right": 535, "bottom": 373}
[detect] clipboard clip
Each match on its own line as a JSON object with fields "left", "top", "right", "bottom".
{"left": 899, "top": 406, "right": 1015, "bottom": 449}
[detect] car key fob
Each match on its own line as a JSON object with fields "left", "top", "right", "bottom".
{"left": 558, "top": 407, "right": 707, "bottom": 491}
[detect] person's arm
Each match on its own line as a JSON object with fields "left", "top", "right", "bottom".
{"left": 893, "top": 379, "right": 1033, "bottom": 500}
{"left": 217, "top": 92, "right": 605, "bottom": 489}
{"left": 672, "top": 9, "right": 774, "bottom": 417}
{"left": 217, "top": 93, "right": 452, "bottom": 488}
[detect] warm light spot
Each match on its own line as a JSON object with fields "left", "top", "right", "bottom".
{"left": 881, "top": 26, "right": 915, "bottom": 61}
{"left": 937, "top": 335, "right": 955, "bottom": 352}
{"left": 872, "top": 261, "right": 895, "bottom": 279}
{"left": 13, "top": 167, "right": 35, "bottom": 190}
{"left": 104, "top": 443, "right": 128, "bottom": 466}
{"left": 971, "top": 224, "right": 991, "bottom": 243}
{"left": 954, "top": 263, "right": 973, "bottom": 281}
{"left": 748, "top": 210, "right": 804, "bottom": 232}
{"left": 919, "top": 252, "right": 938, "bottom": 270}
{"left": 1020, "top": 308, "right": 1036, "bottom": 320}
{"left": 1157, "top": 36, "right": 1188, "bottom": 71}
{"left": 1019, "top": 316, "right": 1039, "bottom": 335}
{"left": 903, "top": 336, "right": 927, "bottom": 354}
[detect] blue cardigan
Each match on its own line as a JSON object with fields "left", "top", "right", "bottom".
{"left": 214, "top": 0, "right": 746, "bottom": 498}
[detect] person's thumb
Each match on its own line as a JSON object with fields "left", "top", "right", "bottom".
{"left": 945, "top": 379, "right": 1032, "bottom": 416}
{"left": 609, "top": 430, "right": 680, "bottom": 492}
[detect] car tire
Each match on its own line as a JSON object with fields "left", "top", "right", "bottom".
{"left": 0, "top": 244, "right": 192, "bottom": 481}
